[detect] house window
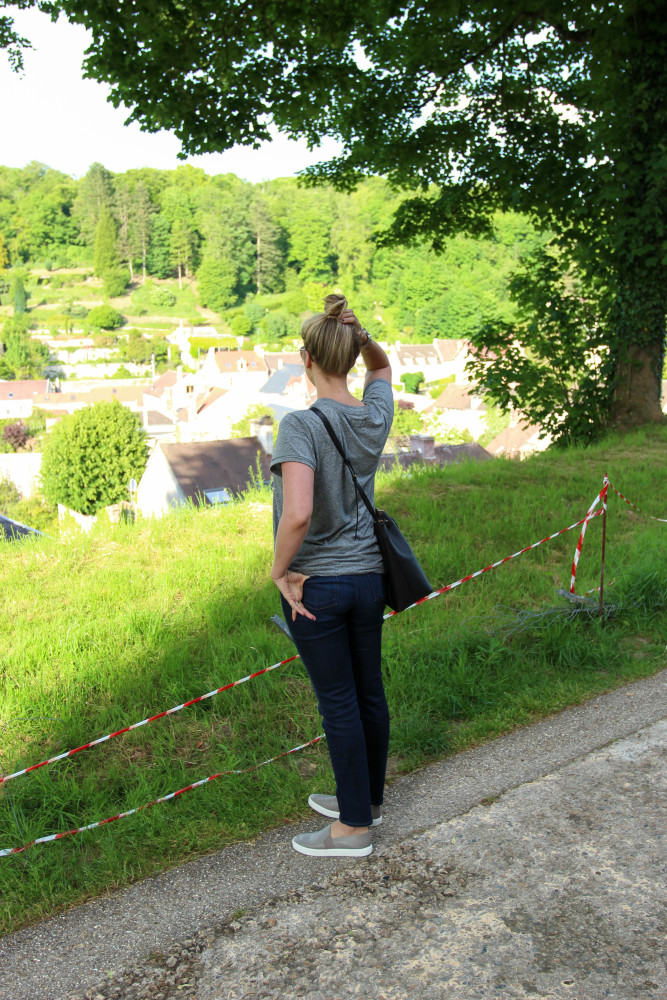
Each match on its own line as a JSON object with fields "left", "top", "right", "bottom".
{"left": 186, "top": 384, "right": 195, "bottom": 394}
{"left": 204, "top": 488, "right": 232, "bottom": 504}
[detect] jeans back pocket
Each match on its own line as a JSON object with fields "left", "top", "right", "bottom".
{"left": 303, "top": 577, "right": 339, "bottom": 610}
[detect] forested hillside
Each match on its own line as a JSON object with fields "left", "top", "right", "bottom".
{"left": 0, "top": 162, "right": 543, "bottom": 345}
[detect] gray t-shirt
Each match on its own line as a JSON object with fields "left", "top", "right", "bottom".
{"left": 271, "top": 378, "right": 394, "bottom": 576}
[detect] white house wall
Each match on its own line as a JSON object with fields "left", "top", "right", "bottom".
{"left": 136, "top": 445, "right": 186, "bottom": 518}
{"left": 0, "top": 399, "right": 34, "bottom": 419}
{"left": 0, "top": 453, "right": 43, "bottom": 498}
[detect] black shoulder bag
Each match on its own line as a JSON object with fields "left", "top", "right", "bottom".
{"left": 311, "top": 405, "right": 433, "bottom": 613}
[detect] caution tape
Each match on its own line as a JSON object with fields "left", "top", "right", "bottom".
{"left": 0, "top": 490, "right": 639, "bottom": 855}
{"left": 384, "top": 507, "right": 604, "bottom": 618}
{"left": 0, "top": 736, "right": 324, "bottom": 857}
{"left": 570, "top": 483, "right": 608, "bottom": 595}
{"left": 0, "top": 655, "right": 298, "bottom": 786}
{"left": 608, "top": 482, "right": 667, "bottom": 523}
{"left": 1, "top": 507, "right": 605, "bottom": 791}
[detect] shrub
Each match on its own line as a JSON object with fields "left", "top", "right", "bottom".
{"left": 3, "top": 494, "right": 58, "bottom": 532}
{"left": 400, "top": 371, "right": 425, "bottom": 394}
{"left": 0, "top": 473, "right": 21, "bottom": 513}
{"left": 150, "top": 284, "right": 177, "bottom": 308}
{"left": 2, "top": 422, "right": 30, "bottom": 451}
{"left": 40, "top": 401, "right": 148, "bottom": 515}
{"left": 231, "top": 314, "right": 252, "bottom": 339}
{"left": 87, "top": 305, "right": 125, "bottom": 330}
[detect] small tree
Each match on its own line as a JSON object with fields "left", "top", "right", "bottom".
{"left": 231, "top": 314, "right": 253, "bottom": 340}
{"left": 391, "top": 400, "right": 422, "bottom": 438}
{"left": 12, "top": 276, "right": 27, "bottom": 315}
{"left": 0, "top": 232, "right": 8, "bottom": 272}
{"left": 400, "top": 371, "right": 425, "bottom": 395}
{"left": 102, "top": 268, "right": 129, "bottom": 298}
{"left": 196, "top": 255, "right": 236, "bottom": 313}
{"left": 41, "top": 401, "right": 148, "bottom": 515}
{"left": 0, "top": 316, "right": 50, "bottom": 379}
{"left": 93, "top": 204, "right": 119, "bottom": 278}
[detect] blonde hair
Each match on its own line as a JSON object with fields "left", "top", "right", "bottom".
{"left": 301, "top": 294, "right": 362, "bottom": 376}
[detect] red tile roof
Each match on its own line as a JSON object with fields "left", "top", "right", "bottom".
{"left": 0, "top": 379, "right": 50, "bottom": 400}
{"left": 210, "top": 351, "right": 268, "bottom": 373}
{"left": 434, "top": 339, "right": 466, "bottom": 362}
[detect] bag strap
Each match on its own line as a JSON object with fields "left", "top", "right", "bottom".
{"left": 310, "top": 405, "right": 378, "bottom": 522}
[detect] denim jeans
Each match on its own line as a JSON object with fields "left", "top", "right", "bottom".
{"left": 281, "top": 573, "right": 389, "bottom": 828}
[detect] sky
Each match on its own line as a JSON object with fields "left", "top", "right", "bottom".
{"left": 0, "top": 7, "right": 342, "bottom": 182}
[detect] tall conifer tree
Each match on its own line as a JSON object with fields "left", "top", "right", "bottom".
{"left": 93, "top": 204, "right": 119, "bottom": 278}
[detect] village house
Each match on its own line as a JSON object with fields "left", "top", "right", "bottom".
{"left": 388, "top": 339, "right": 472, "bottom": 383}
{"left": 261, "top": 350, "right": 303, "bottom": 375}
{"left": 140, "top": 368, "right": 259, "bottom": 441}
{"left": 0, "top": 379, "right": 55, "bottom": 419}
{"left": 423, "top": 382, "right": 488, "bottom": 438}
{"left": 136, "top": 436, "right": 272, "bottom": 519}
{"left": 200, "top": 347, "right": 269, "bottom": 391}
{"left": 379, "top": 433, "right": 491, "bottom": 470}
{"left": 433, "top": 339, "right": 472, "bottom": 380}
{"left": 485, "top": 418, "right": 551, "bottom": 459}
{"left": 31, "top": 383, "right": 146, "bottom": 421}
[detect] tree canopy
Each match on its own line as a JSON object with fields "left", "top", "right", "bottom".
{"left": 2, "top": 1, "right": 666, "bottom": 435}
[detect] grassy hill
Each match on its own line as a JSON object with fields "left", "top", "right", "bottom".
{"left": 0, "top": 426, "right": 665, "bottom": 934}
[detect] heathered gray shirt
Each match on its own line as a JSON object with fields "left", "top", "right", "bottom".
{"left": 271, "top": 378, "right": 394, "bottom": 576}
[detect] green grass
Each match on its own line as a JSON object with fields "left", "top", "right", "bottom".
{"left": 0, "top": 426, "right": 665, "bottom": 934}
{"left": 128, "top": 281, "right": 199, "bottom": 317}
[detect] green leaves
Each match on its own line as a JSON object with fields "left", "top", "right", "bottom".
{"left": 40, "top": 401, "right": 148, "bottom": 516}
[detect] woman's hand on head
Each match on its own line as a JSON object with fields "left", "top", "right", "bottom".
{"left": 340, "top": 308, "right": 362, "bottom": 332}
{"left": 271, "top": 570, "right": 316, "bottom": 621}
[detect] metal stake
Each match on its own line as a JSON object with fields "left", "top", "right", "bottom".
{"left": 599, "top": 474, "right": 608, "bottom": 617}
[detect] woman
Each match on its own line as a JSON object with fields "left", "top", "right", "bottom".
{"left": 270, "top": 294, "right": 394, "bottom": 858}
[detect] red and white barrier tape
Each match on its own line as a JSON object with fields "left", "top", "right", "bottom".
{"left": 1, "top": 507, "right": 603, "bottom": 789}
{"left": 0, "top": 655, "right": 299, "bottom": 786}
{"left": 385, "top": 507, "right": 604, "bottom": 619}
{"left": 608, "top": 482, "right": 667, "bottom": 523}
{"left": 0, "top": 735, "right": 324, "bottom": 857}
{"left": 0, "top": 502, "right": 617, "bottom": 855}
{"left": 570, "top": 484, "right": 607, "bottom": 595}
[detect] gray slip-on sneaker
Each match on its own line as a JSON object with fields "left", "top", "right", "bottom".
{"left": 308, "top": 793, "right": 382, "bottom": 826}
{"left": 292, "top": 824, "right": 372, "bottom": 858}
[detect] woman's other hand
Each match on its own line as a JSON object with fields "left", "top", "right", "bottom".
{"left": 272, "top": 570, "right": 316, "bottom": 621}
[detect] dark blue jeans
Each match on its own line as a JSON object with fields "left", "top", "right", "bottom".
{"left": 281, "top": 573, "right": 389, "bottom": 828}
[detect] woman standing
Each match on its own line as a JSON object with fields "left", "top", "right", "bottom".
{"left": 270, "top": 294, "right": 394, "bottom": 858}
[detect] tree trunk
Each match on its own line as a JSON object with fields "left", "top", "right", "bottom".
{"left": 609, "top": 270, "right": 666, "bottom": 427}
{"left": 609, "top": 339, "right": 665, "bottom": 426}
{"left": 178, "top": 262, "right": 182, "bottom": 291}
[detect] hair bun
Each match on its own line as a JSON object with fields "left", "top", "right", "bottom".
{"left": 323, "top": 293, "right": 347, "bottom": 318}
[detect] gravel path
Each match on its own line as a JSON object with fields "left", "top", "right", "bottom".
{"left": 1, "top": 669, "right": 665, "bottom": 1000}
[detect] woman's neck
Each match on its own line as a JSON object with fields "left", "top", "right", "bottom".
{"left": 314, "top": 371, "right": 362, "bottom": 406}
